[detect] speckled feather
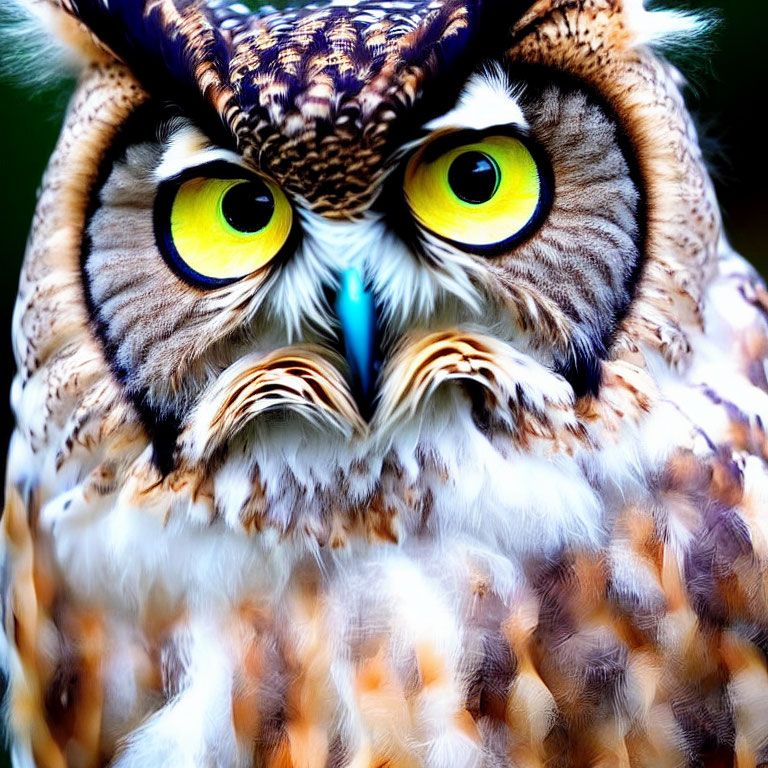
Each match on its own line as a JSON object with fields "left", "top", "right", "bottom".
{"left": 56, "top": 0, "right": 513, "bottom": 214}
{"left": 3, "top": 1, "right": 768, "bottom": 767}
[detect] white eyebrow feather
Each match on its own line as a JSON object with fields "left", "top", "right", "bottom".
{"left": 155, "top": 124, "right": 247, "bottom": 181}
{"left": 423, "top": 63, "right": 528, "bottom": 133}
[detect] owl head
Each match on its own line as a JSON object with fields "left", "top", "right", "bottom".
{"left": 9, "top": 0, "right": 717, "bottom": 544}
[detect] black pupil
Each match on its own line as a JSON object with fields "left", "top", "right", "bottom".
{"left": 221, "top": 180, "right": 274, "bottom": 233}
{"left": 448, "top": 151, "right": 500, "bottom": 205}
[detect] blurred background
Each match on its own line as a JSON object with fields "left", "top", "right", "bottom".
{"left": 0, "top": 0, "right": 766, "bottom": 763}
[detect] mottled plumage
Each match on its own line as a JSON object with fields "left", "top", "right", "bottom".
{"left": 2, "top": 0, "right": 768, "bottom": 766}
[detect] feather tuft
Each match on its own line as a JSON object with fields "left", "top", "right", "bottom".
{"left": 0, "top": 0, "right": 109, "bottom": 89}
{"left": 637, "top": 2, "right": 720, "bottom": 52}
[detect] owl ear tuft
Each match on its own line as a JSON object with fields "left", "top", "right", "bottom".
{"left": 624, "top": 0, "right": 718, "bottom": 52}
{"left": 0, "top": 0, "right": 114, "bottom": 89}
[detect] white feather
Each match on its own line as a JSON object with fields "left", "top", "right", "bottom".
{"left": 631, "top": 1, "right": 718, "bottom": 50}
{"left": 424, "top": 64, "right": 528, "bottom": 133}
{"left": 0, "top": 0, "right": 99, "bottom": 87}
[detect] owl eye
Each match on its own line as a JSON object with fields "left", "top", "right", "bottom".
{"left": 156, "top": 165, "right": 293, "bottom": 287}
{"left": 403, "top": 132, "right": 550, "bottom": 250}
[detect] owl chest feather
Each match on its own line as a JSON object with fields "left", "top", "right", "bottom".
{"left": 8, "top": 258, "right": 768, "bottom": 767}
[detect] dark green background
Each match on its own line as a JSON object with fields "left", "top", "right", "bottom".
{"left": 0, "top": 1, "right": 766, "bottom": 763}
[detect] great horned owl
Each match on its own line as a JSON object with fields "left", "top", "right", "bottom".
{"left": 2, "top": 0, "right": 768, "bottom": 766}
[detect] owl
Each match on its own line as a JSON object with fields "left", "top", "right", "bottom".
{"left": 2, "top": 0, "right": 768, "bottom": 765}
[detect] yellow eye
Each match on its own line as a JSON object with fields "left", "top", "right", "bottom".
{"left": 403, "top": 134, "right": 548, "bottom": 250}
{"left": 159, "top": 168, "right": 293, "bottom": 286}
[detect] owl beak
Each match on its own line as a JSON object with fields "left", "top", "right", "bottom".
{"left": 334, "top": 267, "right": 380, "bottom": 419}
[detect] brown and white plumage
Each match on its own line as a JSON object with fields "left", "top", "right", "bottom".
{"left": 3, "top": 1, "right": 768, "bottom": 766}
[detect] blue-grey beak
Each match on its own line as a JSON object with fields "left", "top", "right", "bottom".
{"left": 334, "top": 267, "right": 380, "bottom": 418}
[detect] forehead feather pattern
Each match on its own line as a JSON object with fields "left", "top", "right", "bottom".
{"left": 58, "top": 0, "right": 529, "bottom": 211}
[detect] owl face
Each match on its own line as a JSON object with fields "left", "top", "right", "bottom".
{"left": 75, "top": 0, "right": 646, "bottom": 477}
{"left": 9, "top": 0, "right": 717, "bottom": 546}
